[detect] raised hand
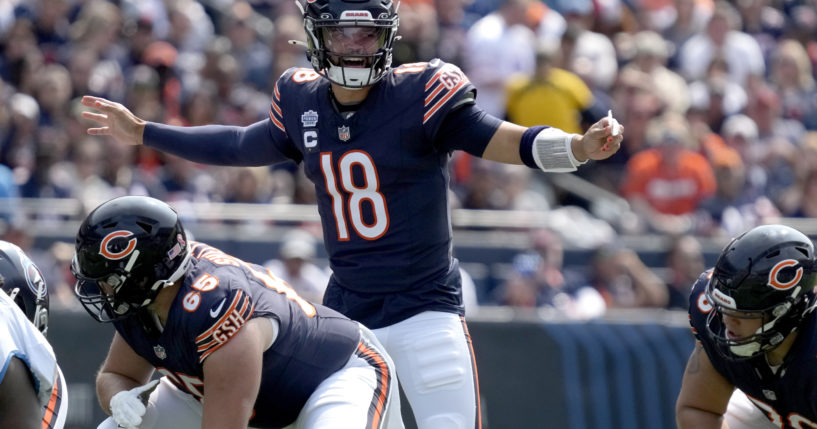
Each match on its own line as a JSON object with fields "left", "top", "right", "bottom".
{"left": 573, "top": 112, "right": 625, "bottom": 162}
{"left": 80, "top": 95, "right": 146, "bottom": 146}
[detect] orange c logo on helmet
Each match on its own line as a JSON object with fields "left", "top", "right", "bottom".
{"left": 768, "top": 259, "right": 803, "bottom": 290}
{"left": 99, "top": 231, "right": 137, "bottom": 260}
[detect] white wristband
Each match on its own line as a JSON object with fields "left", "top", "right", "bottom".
{"left": 531, "top": 128, "right": 585, "bottom": 173}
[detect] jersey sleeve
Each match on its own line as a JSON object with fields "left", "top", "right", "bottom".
{"left": 143, "top": 119, "right": 300, "bottom": 166}
{"left": 0, "top": 294, "right": 57, "bottom": 406}
{"left": 419, "top": 60, "right": 478, "bottom": 142}
{"left": 191, "top": 283, "right": 256, "bottom": 364}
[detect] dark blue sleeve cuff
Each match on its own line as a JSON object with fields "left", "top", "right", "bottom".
{"left": 519, "top": 126, "right": 548, "bottom": 169}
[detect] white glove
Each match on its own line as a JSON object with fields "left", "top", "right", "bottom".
{"left": 110, "top": 379, "right": 159, "bottom": 429}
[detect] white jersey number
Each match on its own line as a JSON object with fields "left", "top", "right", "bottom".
{"left": 746, "top": 393, "right": 817, "bottom": 428}
{"left": 320, "top": 151, "right": 389, "bottom": 241}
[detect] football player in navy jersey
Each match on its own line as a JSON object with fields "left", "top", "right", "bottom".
{"left": 72, "top": 196, "right": 403, "bottom": 429}
{"left": 78, "top": 0, "right": 624, "bottom": 427}
{"left": 0, "top": 240, "right": 68, "bottom": 429}
{"left": 677, "top": 224, "right": 817, "bottom": 429}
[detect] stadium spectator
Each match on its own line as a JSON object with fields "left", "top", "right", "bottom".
{"left": 621, "top": 113, "right": 716, "bottom": 234}
{"left": 660, "top": 0, "right": 713, "bottom": 58}
{"left": 557, "top": 0, "right": 619, "bottom": 93}
{"left": 745, "top": 82, "right": 807, "bottom": 150}
{"left": 505, "top": 39, "right": 603, "bottom": 134}
{"left": 767, "top": 38, "right": 817, "bottom": 130}
{"left": 695, "top": 145, "right": 779, "bottom": 238}
{"left": 581, "top": 242, "right": 668, "bottom": 308}
{"left": 464, "top": 0, "right": 537, "bottom": 117}
{"left": 219, "top": 2, "right": 274, "bottom": 92}
{"left": 619, "top": 30, "right": 689, "bottom": 115}
{"left": 677, "top": 0, "right": 765, "bottom": 86}
{"left": 264, "top": 228, "right": 330, "bottom": 304}
{"left": 497, "top": 227, "right": 605, "bottom": 318}
{"left": 664, "top": 234, "right": 705, "bottom": 310}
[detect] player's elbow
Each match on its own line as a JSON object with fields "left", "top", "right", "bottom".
{"left": 676, "top": 403, "right": 724, "bottom": 429}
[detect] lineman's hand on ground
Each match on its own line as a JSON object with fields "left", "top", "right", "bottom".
{"left": 81, "top": 95, "right": 146, "bottom": 146}
{"left": 109, "top": 379, "right": 159, "bottom": 429}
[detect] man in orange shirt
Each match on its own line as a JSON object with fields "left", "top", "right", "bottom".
{"left": 622, "top": 113, "right": 716, "bottom": 234}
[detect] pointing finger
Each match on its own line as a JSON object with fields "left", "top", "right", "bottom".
{"left": 87, "top": 127, "right": 110, "bottom": 135}
{"left": 80, "top": 95, "right": 106, "bottom": 107}
{"left": 91, "top": 100, "right": 118, "bottom": 112}
{"left": 81, "top": 111, "right": 108, "bottom": 123}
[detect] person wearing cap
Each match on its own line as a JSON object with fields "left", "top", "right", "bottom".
{"left": 620, "top": 30, "right": 690, "bottom": 114}
{"left": 621, "top": 112, "right": 716, "bottom": 234}
{"left": 264, "top": 230, "right": 330, "bottom": 304}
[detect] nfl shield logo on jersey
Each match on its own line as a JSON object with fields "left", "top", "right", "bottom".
{"left": 338, "top": 126, "right": 351, "bottom": 142}
{"left": 154, "top": 345, "right": 167, "bottom": 360}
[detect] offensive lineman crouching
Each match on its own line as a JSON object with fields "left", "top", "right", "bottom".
{"left": 72, "top": 196, "right": 403, "bottom": 429}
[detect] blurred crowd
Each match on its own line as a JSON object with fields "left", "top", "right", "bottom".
{"left": 1, "top": 0, "right": 815, "bottom": 314}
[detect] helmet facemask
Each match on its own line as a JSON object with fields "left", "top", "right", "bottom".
{"left": 73, "top": 248, "right": 191, "bottom": 323}
{"left": 301, "top": 2, "right": 399, "bottom": 89}
{"left": 705, "top": 279, "right": 806, "bottom": 361}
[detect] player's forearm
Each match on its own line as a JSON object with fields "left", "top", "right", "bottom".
{"left": 676, "top": 407, "right": 729, "bottom": 429}
{"left": 202, "top": 403, "right": 255, "bottom": 429}
{"left": 143, "top": 120, "right": 288, "bottom": 167}
{"left": 96, "top": 371, "right": 143, "bottom": 414}
{"left": 481, "top": 121, "right": 525, "bottom": 164}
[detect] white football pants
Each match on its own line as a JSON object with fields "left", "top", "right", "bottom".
{"left": 725, "top": 389, "right": 781, "bottom": 429}
{"left": 372, "top": 311, "right": 480, "bottom": 429}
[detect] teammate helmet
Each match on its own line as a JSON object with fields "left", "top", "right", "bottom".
{"left": 299, "top": 0, "right": 399, "bottom": 89}
{"left": 705, "top": 224, "right": 817, "bottom": 361}
{"left": 72, "top": 196, "right": 191, "bottom": 323}
{"left": 0, "top": 241, "right": 49, "bottom": 334}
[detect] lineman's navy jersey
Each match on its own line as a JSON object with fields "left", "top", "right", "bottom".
{"left": 688, "top": 270, "right": 817, "bottom": 427}
{"left": 270, "top": 60, "right": 478, "bottom": 327}
{"left": 113, "top": 242, "right": 360, "bottom": 429}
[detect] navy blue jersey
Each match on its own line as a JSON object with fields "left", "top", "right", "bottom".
{"left": 143, "top": 59, "right": 497, "bottom": 328}
{"left": 688, "top": 270, "right": 817, "bottom": 427}
{"left": 113, "top": 242, "right": 360, "bottom": 429}
{"left": 270, "top": 60, "right": 479, "bottom": 326}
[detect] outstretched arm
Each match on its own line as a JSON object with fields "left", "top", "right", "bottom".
{"left": 81, "top": 95, "right": 298, "bottom": 167}
{"left": 481, "top": 114, "right": 624, "bottom": 167}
